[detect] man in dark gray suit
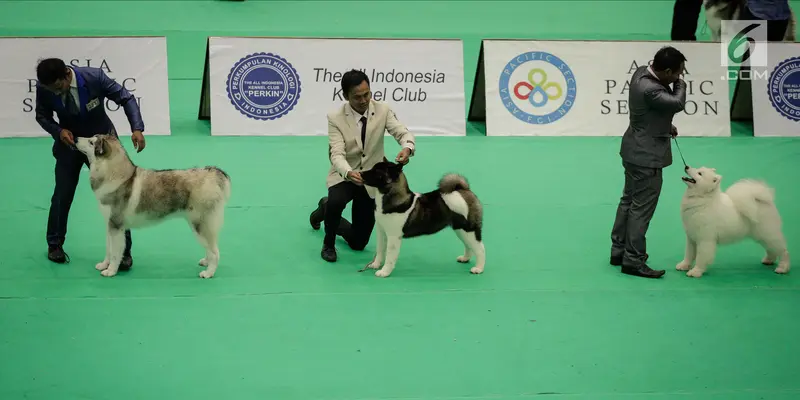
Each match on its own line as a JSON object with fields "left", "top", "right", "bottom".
{"left": 610, "top": 46, "right": 687, "bottom": 279}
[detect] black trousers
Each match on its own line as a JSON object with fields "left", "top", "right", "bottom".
{"left": 739, "top": 6, "right": 791, "bottom": 41}
{"left": 47, "top": 145, "right": 132, "bottom": 254}
{"left": 671, "top": 0, "right": 703, "bottom": 41}
{"left": 323, "top": 181, "right": 375, "bottom": 250}
{"left": 610, "top": 161, "right": 664, "bottom": 268}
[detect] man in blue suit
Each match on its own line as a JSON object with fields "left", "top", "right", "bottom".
{"left": 35, "top": 57, "right": 147, "bottom": 268}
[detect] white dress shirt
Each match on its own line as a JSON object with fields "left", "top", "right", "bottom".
{"left": 349, "top": 103, "right": 414, "bottom": 152}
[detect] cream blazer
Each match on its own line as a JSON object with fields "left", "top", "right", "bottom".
{"left": 326, "top": 101, "right": 416, "bottom": 188}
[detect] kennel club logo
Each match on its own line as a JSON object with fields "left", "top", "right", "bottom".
{"left": 226, "top": 52, "right": 301, "bottom": 121}
{"left": 768, "top": 56, "right": 800, "bottom": 122}
{"left": 498, "top": 51, "right": 576, "bottom": 125}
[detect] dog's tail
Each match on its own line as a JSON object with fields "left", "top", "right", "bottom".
{"left": 206, "top": 166, "right": 232, "bottom": 202}
{"left": 786, "top": 10, "right": 797, "bottom": 41}
{"left": 726, "top": 179, "right": 775, "bottom": 223}
{"left": 438, "top": 173, "right": 470, "bottom": 193}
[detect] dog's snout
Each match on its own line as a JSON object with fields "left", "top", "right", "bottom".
{"left": 685, "top": 165, "right": 690, "bottom": 171}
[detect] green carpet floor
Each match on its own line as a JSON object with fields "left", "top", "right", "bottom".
{"left": 1, "top": 132, "right": 799, "bottom": 399}
{"left": 2, "top": 1, "right": 800, "bottom": 399}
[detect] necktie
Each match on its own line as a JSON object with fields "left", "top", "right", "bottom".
{"left": 360, "top": 116, "right": 367, "bottom": 148}
{"left": 65, "top": 90, "right": 79, "bottom": 115}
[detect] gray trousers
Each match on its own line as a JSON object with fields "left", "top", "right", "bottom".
{"left": 611, "top": 161, "right": 663, "bottom": 267}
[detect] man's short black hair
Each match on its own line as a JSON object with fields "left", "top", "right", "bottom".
{"left": 341, "top": 69, "right": 369, "bottom": 98}
{"left": 36, "top": 58, "right": 68, "bottom": 85}
{"left": 652, "top": 46, "right": 687, "bottom": 73}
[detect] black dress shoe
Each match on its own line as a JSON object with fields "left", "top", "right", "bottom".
{"left": 610, "top": 253, "right": 648, "bottom": 266}
{"left": 310, "top": 197, "right": 328, "bottom": 230}
{"left": 321, "top": 245, "right": 337, "bottom": 262}
{"left": 119, "top": 255, "right": 133, "bottom": 271}
{"left": 47, "top": 246, "right": 70, "bottom": 264}
{"left": 47, "top": 246, "right": 69, "bottom": 264}
{"left": 621, "top": 264, "right": 665, "bottom": 278}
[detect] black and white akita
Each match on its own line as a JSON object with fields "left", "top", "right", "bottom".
{"left": 359, "top": 160, "right": 485, "bottom": 278}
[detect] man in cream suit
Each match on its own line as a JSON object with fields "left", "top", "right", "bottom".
{"left": 309, "top": 69, "right": 416, "bottom": 262}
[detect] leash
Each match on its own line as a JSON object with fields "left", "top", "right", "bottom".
{"left": 673, "top": 136, "right": 688, "bottom": 169}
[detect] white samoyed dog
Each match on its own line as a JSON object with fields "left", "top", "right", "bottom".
{"left": 676, "top": 166, "right": 790, "bottom": 278}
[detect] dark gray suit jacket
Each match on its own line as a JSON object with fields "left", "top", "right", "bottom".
{"left": 35, "top": 66, "right": 144, "bottom": 150}
{"left": 619, "top": 66, "right": 687, "bottom": 169}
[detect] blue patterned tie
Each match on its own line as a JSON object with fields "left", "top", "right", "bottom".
{"left": 64, "top": 91, "right": 79, "bottom": 115}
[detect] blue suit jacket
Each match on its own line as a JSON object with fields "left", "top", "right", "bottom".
{"left": 35, "top": 66, "right": 145, "bottom": 144}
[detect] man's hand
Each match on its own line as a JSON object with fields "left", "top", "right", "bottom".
{"left": 347, "top": 171, "right": 363, "bottom": 185}
{"left": 59, "top": 129, "right": 74, "bottom": 147}
{"left": 670, "top": 125, "right": 678, "bottom": 138}
{"left": 396, "top": 147, "right": 411, "bottom": 165}
{"left": 131, "top": 130, "right": 146, "bottom": 153}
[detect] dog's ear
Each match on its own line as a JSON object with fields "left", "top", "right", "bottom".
{"left": 714, "top": 175, "right": 722, "bottom": 184}
{"left": 382, "top": 156, "right": 389, "bottom": 163}
{"left": 94, "top": 136, "right": 108, "bottom": 157}
{"left": 389, "top": 161, "right": 403, "bottom": 176}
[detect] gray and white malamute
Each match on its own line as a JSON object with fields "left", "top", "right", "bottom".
{"left": 74, "top": 134, "right": 231, "bottom": 279}
{"left": 704, "top": 0, "right": 796, "bottom": 41}
{"left": 359, "top": 160, "right": 485, "bottom": 278}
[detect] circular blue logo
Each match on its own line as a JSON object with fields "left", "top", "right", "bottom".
{"left": 226, "top": 52, "right": 301, "bottom": 121}
{"left": 767, "top": 56, "right": 800, "bottom": 122}
{"left": 498, "top": 51, "right": 577, "bottom": 125}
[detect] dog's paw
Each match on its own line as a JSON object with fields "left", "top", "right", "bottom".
{"left": 686, "top": 267, "right": 705, "bottom": 278}
{"left": 457, "top": 255, "right": 470, "bottom": 263}
{"left": 199, "top": 270, "right": 214, "bottom": 279}
{"left": 775, "top": 264, "right": 790, "bottom": 274}
{"left": 95, "top": 260, "right": 109, "bottom": 271}
{"left": 375, "top": 268, "right": 392, "bottom": 278}
{"left": 761, "top": 256, "right": 776, "bottom": 266}
{"left": 470, "top": 266, "right": 484, "bottom": 274}
{"left": 198, "top": 258, "right": 208, "bottom": 267}
{"left": 675, "top": 261, "right": 691, "bottom": 271}
{"left": 100, "top": 268, "right": 117, "bottom": 277}
{"left": 365, "top": 260, "right": 381, "bottom": 270}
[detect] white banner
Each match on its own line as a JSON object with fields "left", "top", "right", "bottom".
{"left": 0, "top": 37, "right": 171, "bottom": 138}
{"left": 206, "top": 37, "right": 465, "bottom": 136}
{"left": 482, "top": 40, "right": 731, "bottom": 136}
{"left": 751, "top": 42, "right": 800, "bottom": 137}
